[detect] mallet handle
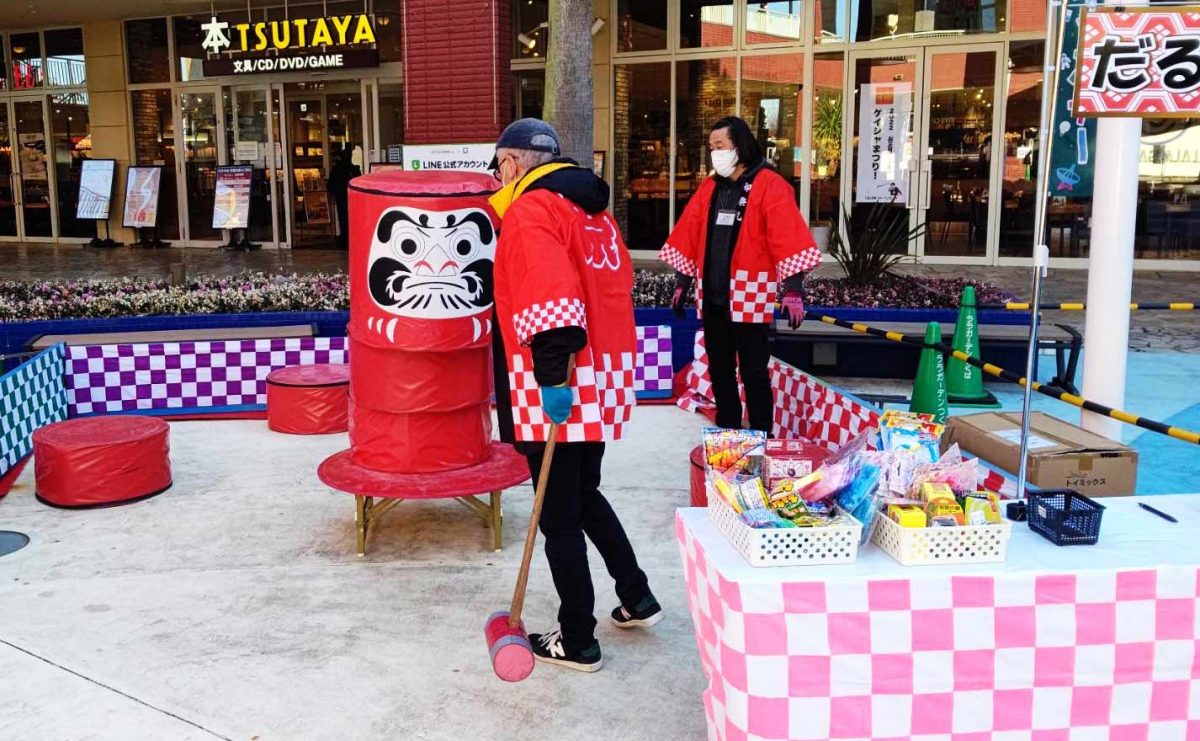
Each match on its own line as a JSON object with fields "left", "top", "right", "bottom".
{"left": 508, "top": 356, "right": 573, "bottom": 627}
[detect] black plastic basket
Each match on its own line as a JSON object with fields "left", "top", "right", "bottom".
{"left": 1027, "top": 489, "right": 1105, "bottom": 546}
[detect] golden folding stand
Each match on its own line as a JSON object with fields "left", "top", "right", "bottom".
{"left": 353, "top": 492, "right": 503, "bottom": 556}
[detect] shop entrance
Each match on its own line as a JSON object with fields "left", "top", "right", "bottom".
{"left": 845, "top": 44, "right": 1004, "bottom": 262}
{"left": 1, "top": 97, "right": 54, "bottom": 241}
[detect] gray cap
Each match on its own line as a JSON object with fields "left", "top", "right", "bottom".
{"left": 489, "top": 118, "right": 561, "bottom": 170}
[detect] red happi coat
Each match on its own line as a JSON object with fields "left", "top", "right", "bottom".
{"left": 659, "top": 167, "right": 822, "bottom": 323}
{"left": 494, "top": 190, "right": 638, "bottom": 443}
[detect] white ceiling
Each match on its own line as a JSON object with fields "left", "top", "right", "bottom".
{"left": 0, "top": 0, "right": 358, "bottom": 30}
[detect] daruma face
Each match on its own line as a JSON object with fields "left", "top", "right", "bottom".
{"left": 367, "top": 206, "right": 496, "bottom": 320}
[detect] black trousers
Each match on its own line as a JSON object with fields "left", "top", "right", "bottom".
{"left": 702, "top": 303, "right": 774, "bottom": 433}
{"left": 524, "top": 441, "right": 651, "bottom": 651}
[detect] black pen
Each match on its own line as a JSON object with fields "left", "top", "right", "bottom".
{"left": 1139, "top": 502, "right": 1178, "bottom": 523}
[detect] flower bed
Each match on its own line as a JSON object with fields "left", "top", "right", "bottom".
{"left": 0, "top": 271, "right": 1009, "bottom": 321}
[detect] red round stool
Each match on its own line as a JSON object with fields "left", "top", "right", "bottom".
{"left": 33, "top": 416, "right": 172, "bottom": 508}
{"left": 689, "top": 445, "right": 707, "bottom": 507}
{"left": 266, "top": 364, "right": 350, "bottom": 435}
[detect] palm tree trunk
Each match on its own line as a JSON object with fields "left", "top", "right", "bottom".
{"left": 543, "top": 0, "right": 593, "bottom": 166}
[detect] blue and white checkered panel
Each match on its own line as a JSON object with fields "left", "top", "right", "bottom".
{"left": 0, "top": 344, "right": 68, "bottom": 478}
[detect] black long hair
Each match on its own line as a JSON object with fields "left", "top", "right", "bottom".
{"left": 710, "top": 116, "right": 764, "bottom": 170}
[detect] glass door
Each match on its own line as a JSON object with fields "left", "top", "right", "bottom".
{"left": 177, "top": 88, "right": 224, "bottom": 243}
{"left": 918, "top": 44, "right": 1003, "bottom": 260}
{"left": 0, "top": 103, "right": 18, "bottom": 239}
{"left": 13, "top": 97, "right": 54, "bottom": 239}
{"left": 287, "top": 93, "right": 331, "bottom": 248}
{"left": 845, "top": 52, "right": 921, "bottom": 257}
{"left": 226, "top": 85, "right": 280, "bottom": 246}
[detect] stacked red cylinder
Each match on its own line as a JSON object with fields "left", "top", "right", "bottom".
{"left": 347, "top": 171, "right": 500, "bottom": 473}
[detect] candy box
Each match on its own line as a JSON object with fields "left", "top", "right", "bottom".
{"left": 764, "top": 439, "right": 829, "bottom": 486}
{"left": 704, "top": 427, "right": 767, "bottom": 479}
{"left": 920, "top": 481, "right": 956, "bottom": 504}
{"left": 964, "top": 491, "right": 1002, "bottom": 525}
{"left": 926, "top": 497, "right": 965, "bottom": 525}
{"left": 888, "top": 503, "right": 927, "bottom": 528}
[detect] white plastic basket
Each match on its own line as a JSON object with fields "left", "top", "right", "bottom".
{"left": 707, "top": 491, "right": 862, "bottom": 567}
{"left": 872, "top": 511, "right": 1012, "bottom": 566}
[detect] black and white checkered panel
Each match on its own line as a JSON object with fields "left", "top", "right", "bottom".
{"left": 0, "top": 344, "right": 68, "bottom": 478}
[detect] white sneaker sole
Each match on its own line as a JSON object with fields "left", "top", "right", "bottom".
{"left": 533, "top": 654, "right": 604, "bottom": 673}
{"left": 611, "top": 610, "right": 664, "bottom": 629}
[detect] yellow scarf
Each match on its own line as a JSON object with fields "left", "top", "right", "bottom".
{"left": 488, "top": 162, "right": 575, "bottom": 219}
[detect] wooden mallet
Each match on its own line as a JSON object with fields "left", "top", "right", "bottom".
{"left": 485, "top": 362, "right": 570, "bottom": 682}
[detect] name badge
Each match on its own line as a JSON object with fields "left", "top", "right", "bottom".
{"left": 715, "top": 210, "right": 736, "bottom": 226}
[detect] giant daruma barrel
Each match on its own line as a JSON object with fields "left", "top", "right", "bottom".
{"left": 348, "top": 171, "right": 499, "bottom": 472}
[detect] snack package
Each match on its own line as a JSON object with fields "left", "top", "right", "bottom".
{"left": 925, "top": 497, "right": 965, "bottom": 525}
{"left": 908, "top": 444, "right": 981, "bottom": 499}
{"left": 879, "top": 410, "right": 944, "bottom": 460}
{"left": 710, "top": 476, "right": 743, "bottom": 514}
{"left": 704, "top": 427, "right": 767, "bottom": 480}
{"left": 919, "top": 481, "right": 956, "bottom": 504}
{"left": 888, "top": 503, "right": 927, "bottom": 528}
{"left": 964, "top": 491, "right": 1002, "bottom": 525}
{"left": 736, "top": 478, "right": 772, "bottom": 512}
{"left": 741, "top": 509, "right": 797, "bottom": 529}
{"left": 764, "top": 439, "right": 828, "bottom": 489}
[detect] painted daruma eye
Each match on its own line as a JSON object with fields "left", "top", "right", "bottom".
{"left": 400, "top": 238, "right": 419, "bottom": 256}
{"left": 455, "top": 239, "right": 473, "bottom": 257}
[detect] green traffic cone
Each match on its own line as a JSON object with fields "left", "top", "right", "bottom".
{"left": 946, "top": 285, "right": 1000, "bottom": 407}
{"left": 910, "top": 321, "right": 949, "bottom": 424}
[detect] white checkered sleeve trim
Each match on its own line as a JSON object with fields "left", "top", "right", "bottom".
{"left": 512, "top": 298, "right": 587, "bottom": 347}
{"left": 659, "top": 243, "right": 697, "bottom": 277}
{"left": 776, "top": 246, "right": 822, "bottom": 281}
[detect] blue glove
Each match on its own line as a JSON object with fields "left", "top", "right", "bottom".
{"left": 540, "top": 384, "right": 573, "bottom": 424}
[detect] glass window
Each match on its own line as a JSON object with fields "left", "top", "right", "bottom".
{"left": 180, "top": 91, "right": 220, "bottom": 240}
{"left": 45, "top": 28, "right": 85, "bottom": 87}
{"left": 999, "top": 41, "right": 1043, "bottom": 258}
{"left": 616, "top": 0, "right": 668, "bottom": 53}
{"left": 513, "top": 0, "right": 549, "bottom": 60}
{"left": 174, "top": 16, "right": 209, "bottom": 82}
{"left": 849, "top": 0, "right": 1004, "bottom": 41}
{"left": 741, "top": 53, "right": 804, "bottom": 186}
{"left": 376, "top": 7, "right": 402, "bottom": 63}
{"left": 810, "top": 53, "right": 844, "bottom": 228}
{"left": 613, "top": 62, "right": 670, "bottom": 250}
{"left": 1138, "top": 120, "right": 1200, "bottom": 260}
{"left": 676, "top": 58, "right": 737, "bottom": 222}
{"left": 126, "top": 18, "right": 171, "bottom": 84}
{"left": 513, "top": 69, "right": 545, "bottom": 121}
{"left": 130, "top": 88, "right": 180, "bottom": 241}
{"left": 377, "top": 81, "right": 404, "bottom": 165}
{"left": 0, "top": 105, "right": 14, "bottom": 236}
{"left": 680, "top": 0, "right": 735, "bottom": 49}
{"left": 51, "top": 93, "right": 94, "bottom": 238}
{"left": 11, "top": 32, "right": 43, "bottom": 89}
{"left": 15, "top": 100, "right": 52, "bottom": 237}
{"left": 815, "top": 0, "right": 848, "bottom": 43}
{"left": 746, "top": 2, "right": 803, "bottom": 44}
{"left": 225, "top": 89, "right": 274, "bottom": 244}
{"left": 0, "top": 36, "right": 8, "bottom": 92}
{"left": 1008, "top": 0, "right": 1046, "bottom": 32}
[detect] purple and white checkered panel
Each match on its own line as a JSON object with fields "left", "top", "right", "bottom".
{"left": 634, "top": 325, "right": 673, "bottom": 395}
{"left": 66, "top": 337, "right": 348, "bottom": 416}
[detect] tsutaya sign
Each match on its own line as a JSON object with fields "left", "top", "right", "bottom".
{"left": 200, "top": 13, "right": 379, "bottom": 76}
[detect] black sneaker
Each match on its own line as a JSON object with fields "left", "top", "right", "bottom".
{"left": 611, "top": 595, "right": 663, "bottom": 629}
{"left": 529, "top": 629, "right": 603, "bottom": 673}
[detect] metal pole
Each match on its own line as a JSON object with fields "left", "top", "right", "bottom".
{"left": 1017, "top": 0, "right": 1068, "bottom": 499}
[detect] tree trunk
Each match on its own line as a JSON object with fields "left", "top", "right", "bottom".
{"left": 543, "top": 0, "right": 593, "bottom": 166}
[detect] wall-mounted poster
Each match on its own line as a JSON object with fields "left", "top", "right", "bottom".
{"left": 212, "top": 165, "right": 253, "bottom": 230}
{"left": 303, "top": 190, "right": 331, "bottom": 224}
{"left": 76, "top": 159, "right": 116, "bottom": 220}
{"left": 18, "top": 132, "right": 48, "bottom": 182}
{"left": 123, "top": 166, "right": 163, "bottom": 228}
{"left": 855, "top": 82, "right": 913, "bottom": 204}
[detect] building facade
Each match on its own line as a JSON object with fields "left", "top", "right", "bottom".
{"left": 1, "top": 0, "right": 1197, "bottom": 267}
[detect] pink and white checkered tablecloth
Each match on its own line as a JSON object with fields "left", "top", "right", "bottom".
{"left": 677, "top": 495, "right": 1200, "bottom": 740}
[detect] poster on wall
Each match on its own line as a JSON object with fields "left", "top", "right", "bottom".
{"left": 76, "top": 159, "right": 116, "bottom": 221}
{"left": 18, "top": 132, "right": 48, "bottom": 182}
{"left": 123, "top": 166, "right": 163, "bottom": 228}
{"left": 855, "top": 82, "right": 912, "bottom": 204}
{"left": 403, "top": 143, "right": 495, "bottom": 174}
{"left": 212, "top": 165, "right": 253, "bottom": 230}
{"left": 303, "top": 190, "right": 331, "bottom": 225}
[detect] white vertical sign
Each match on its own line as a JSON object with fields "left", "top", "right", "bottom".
{"left": 855, "top": 82, "right": 912, "bottom": 203}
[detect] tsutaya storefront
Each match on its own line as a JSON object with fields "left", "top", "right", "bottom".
{"left": 123, "top": 3, "right": 404, "bottom": 248}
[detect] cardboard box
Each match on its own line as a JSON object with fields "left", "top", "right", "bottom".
{"left": 943, "top": 412, "right": 1137, "bottom": 497}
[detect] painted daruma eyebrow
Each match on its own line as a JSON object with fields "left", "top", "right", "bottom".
{"left": 375, "top": 210, "right": 494, "bottom": 245}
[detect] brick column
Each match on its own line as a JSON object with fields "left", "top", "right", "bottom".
{"left": 402, "top": 0, "right": 511, "bottom": 144}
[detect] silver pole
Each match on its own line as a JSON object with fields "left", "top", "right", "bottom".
{"left": 1017, "top": 0, "right": 1070, "bottom": 499}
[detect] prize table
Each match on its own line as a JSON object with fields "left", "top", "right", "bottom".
{"left": 676, "top": 495, "right": 1200, "bottom": 740}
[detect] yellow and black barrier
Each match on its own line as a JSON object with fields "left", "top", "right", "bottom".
{"left": 981, "top": 302, "right": 1196, "bottom": 311}
{"left": 803, "top": 310, "right": 1200, "bottom": 446}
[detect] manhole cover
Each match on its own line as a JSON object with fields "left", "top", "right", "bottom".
{"left": 0, "top": 531, "right": 30, "bottom": 557}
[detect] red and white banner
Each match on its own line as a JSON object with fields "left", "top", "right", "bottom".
{"left": 1075, "top": 7, "right": 1200, "bottom": 117}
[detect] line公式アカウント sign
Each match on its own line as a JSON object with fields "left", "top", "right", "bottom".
{"left": 1075, "top": 7, "right": 1200, "bottom": 117}
{"left": 199, "top": 14, "right": 379, "bottom": 76}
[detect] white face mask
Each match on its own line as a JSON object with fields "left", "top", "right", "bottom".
{"left": 711, "top": 148, "right": 739, "bottom": 178}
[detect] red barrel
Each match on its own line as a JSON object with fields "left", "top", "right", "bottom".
{"left": 347, "top": 171, "right": 499, "bottom": 473}
{"left": 266, "top": 364, "right": 350, "bottom": 435}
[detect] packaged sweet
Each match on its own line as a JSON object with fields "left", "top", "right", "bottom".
{"left": 888, "top": 503, "right": 927, "bottom": 528}
{"left": 711, "top": 476, "right": 743, "bottom": 514}
{"left": 764, "top": 439, "right": 827, "bottom": 488}
{"left": 908, "top": 445, "right": 981, "bottom": 499}
{"left": 736, "top": 478, "right": 772, "bottom": 512}
{"left": 741, "top": 509, "right": 797, "bottom": 529}
{"left": 919, "top": 481, "right": 956, "bottom": 504}
{"left": 804, "top": 500, "right": 833, "bottom": 517}
{"left": 929, "top": 515, "right": 960, "bottom": 527}
{"left": 964, "top": 492, "right": 1002, "bottom": 525}
{"left": 879, "top": 410, "right": 943, "bottom": 460}
{"left": 925, "top": 497, "right": 965, "bottom": 525}
{"left": 788, "top": 513, "right": 832, "bottom": 528}
{"left": 774, "top": 497, "right": 809, "bottom": 520}
{"left": 704, "top": 427, "right": 767, "bottom": 479}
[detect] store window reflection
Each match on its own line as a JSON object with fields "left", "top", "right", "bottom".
{"left": 52, "top": 93, "right": 94, "bottom": 239}
{"left": 680, "top": 0, "right": 735, "bottom": 49}
{"left": 677, "top": 58, "right": 737, "bottom": 224}
{"left": 513, "top": 70, "right": 545, "bottom": 121}
{"left": 174, "top": 16, "right": 211, "bottom": 82}
{"left": 810, "top": 54, "right": 845, "bottom": 230}
{"left": 180, "top": 92, "right": 220, "bottom": 241}
{"left": 513, "top": 0, "right": 549, "bottom": 59}
{"left": 1008, "top": 0, "right": 1046, "bottom": 32}
{"left": 45, "top": 29, "right": 86, "bottom": 88}
{"left": 999, "top": 41, "right": 1044, "bottom": 257}
{"left": 126, "top": 18, "right": 171, "bottom": 85}
{"left": 225, "top": 89, "right": 274, "bottom": 244}
{"left": 815, "top": 0, "right": 848, "bottom": 43}
{"left": 11, "top": 33, "right": 43, "bottom": 89}
{"left": 1138, "top": 120, "right": 1200, "bottom": 260}
{"left": 614, "top": 63, "right": 670, "bottom": 251}
{"left": 131, "top": 89, "right": 181, "bottom": 241}
{"left": 741, "top": 53, "right": 803, "bottom": 201}
{"left": 616, "top": 0, "right": 668, "bottom": 53}
{"left": 746, "top": 2, "right": 803, "bottom": 44}
{"left": 848, "top": 0, "right": 1005, "bottom": 41}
